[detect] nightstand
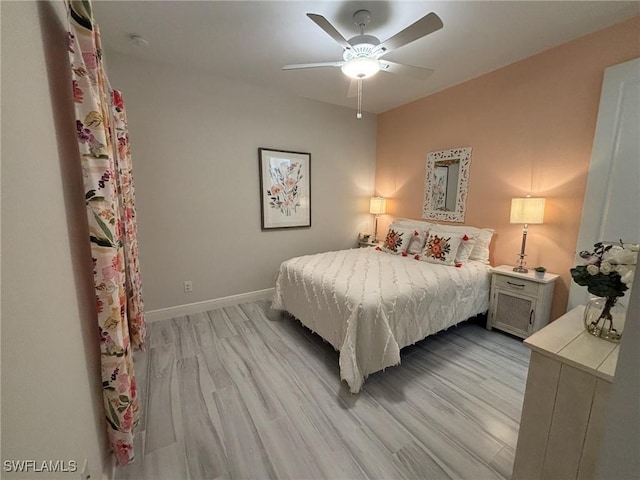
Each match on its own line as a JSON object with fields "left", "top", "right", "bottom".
{"left": 358, "top": 240, "right": 381, "bottom": 248}
{"left": 487, "top": 265, "right": 559, "bottom": 338}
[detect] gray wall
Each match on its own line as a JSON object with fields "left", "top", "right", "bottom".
{"left": 1, "top": 1, "right": 108, "bottom": 477}
{"left": 104, "top": 53, "right": 378, "bottom": 311}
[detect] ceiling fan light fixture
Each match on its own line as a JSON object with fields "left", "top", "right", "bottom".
{"left": 341, "top": 57, "right": 381, "bottom": 79}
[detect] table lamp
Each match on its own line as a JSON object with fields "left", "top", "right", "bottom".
{"left": 369, "top": 196, "right": 387, "bottom": 242}
{"left": 510, "top": 196, "right": 545, "bottom": 273}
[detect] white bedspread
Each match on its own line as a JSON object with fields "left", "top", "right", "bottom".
{"left": 272, "top": 247, "right": 491, "bottom": 393}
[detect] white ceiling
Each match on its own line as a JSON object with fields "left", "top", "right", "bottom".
{"left": 93, "top": 1, "right": 639, "bottom": 114}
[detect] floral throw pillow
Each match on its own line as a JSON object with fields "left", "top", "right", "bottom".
{"left": 389, "top": 223, "right": 428, "bottom": 255}
{"left": 421, "top": 230, "right": 465, "bottom": 266}
{"left": 382, "top": 227, "right": 415, "bottom": 254}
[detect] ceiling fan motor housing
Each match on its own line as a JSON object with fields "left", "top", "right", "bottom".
{"left": 343, "top": 35, "right": 380, "bottom": 61}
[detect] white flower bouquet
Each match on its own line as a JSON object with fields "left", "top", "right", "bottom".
{"left": 571, "top": 241, "right": 637, "bottom": 297}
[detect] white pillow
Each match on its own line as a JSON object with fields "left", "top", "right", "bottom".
{"left": 469, "top": 229, "right": 494, "bottom": 264}
{"left": 381, "top": 226, "right": 415, "bottom": 254}
{"left": 455, "top": 234, "right": 477, "bottom": 264}
{"left": 407, "top": 229, "right": 428, "bottom": 255}
{"left": 392, "top": 218, "right": 434, "bottom": 232}
{"left": 420, "top": 228, "right": 465, "bottom": 266}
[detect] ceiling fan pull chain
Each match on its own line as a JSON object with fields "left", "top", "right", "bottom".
{"left": 357, "top": 79, "right": 363, "bottom": 119}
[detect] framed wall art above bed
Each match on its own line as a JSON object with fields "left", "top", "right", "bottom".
{"left": 259, "top": 148, "right": 311, "bottom": 230}
{"left": 423, "top": 146, "right": 472, "bottom": 223}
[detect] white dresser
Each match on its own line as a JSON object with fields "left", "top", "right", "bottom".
{"left": 512, "top": 306, "right": 620, "bottom": 479}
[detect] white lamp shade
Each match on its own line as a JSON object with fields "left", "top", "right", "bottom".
{"left": 342, "top": 57, "right": 381, "bottom": 79}
{"left": 369, "top": 196, "right": 387, "bottom": 215}
{"left": 510, "top": 197, "right": 545, "bottom": 224}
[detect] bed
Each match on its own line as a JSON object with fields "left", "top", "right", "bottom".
{"left": 272, "top": 220, "right": 493, "bottom": 393}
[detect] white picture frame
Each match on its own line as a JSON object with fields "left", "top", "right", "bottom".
{"left": 423, "top": 147, "right": 472, "bottom": 223}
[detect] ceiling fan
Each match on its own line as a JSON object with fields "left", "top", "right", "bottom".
{"left": 283, "top": 10, "right": 443, "bottom": 118}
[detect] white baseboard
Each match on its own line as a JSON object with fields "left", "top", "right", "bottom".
{"left": 145, "top": 288, "right": 275, "bottom": 322}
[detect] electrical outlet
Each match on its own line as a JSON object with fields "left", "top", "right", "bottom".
{"left": 80, "top": 459, "right": 90, "bottom": 480}
{"left": 183, "top": 280, "right": 193, "bottom": 292}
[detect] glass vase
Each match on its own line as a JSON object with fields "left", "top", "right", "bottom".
{"left": 583, "top": 296, "right": 627, "bottom": 342}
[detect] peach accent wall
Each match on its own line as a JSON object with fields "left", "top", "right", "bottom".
{"left": 375, "top": 17, "right": 640, "bottom": 321}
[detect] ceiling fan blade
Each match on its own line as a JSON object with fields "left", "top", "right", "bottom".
{"left": 307, "top": 13, "right": 353, "bottom": 52}
{"left": 346, "top": 78, "right": 359, "bottom": 98}
{"left": 380, "top": 61, "right": 434, "bottom": 80}
{"left": 282, "top": 61, "right": 343, "bottom": 70}
{"left": 375, "top": 12, "right": 443, "bottom": 57}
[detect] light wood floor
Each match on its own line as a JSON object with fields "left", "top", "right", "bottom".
{"left": 115, "top": 300, "right": 530, "bottom": 480}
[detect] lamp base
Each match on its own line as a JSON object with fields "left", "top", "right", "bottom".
{"left": 514, "top": 251, "right": 527, "bottom": 273}
{"left": 514, "top": 229, "right": 528, "bottom": 273}
{"left": 373, "top": 215, "right": 380, "bottom": 243}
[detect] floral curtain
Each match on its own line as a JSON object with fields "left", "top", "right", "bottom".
{"left": 67, "top": 0, "right": 146, "bottom": 465}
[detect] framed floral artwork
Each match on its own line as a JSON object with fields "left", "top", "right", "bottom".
{"left": 259, "top": 148, "right": 311, "bottom": 230}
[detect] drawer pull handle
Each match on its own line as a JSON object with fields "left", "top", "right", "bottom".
{"left": 529, "top": 309, "right": 535, "bottom": 325}
{"left": 507, "top": 281, "right": 525, "bottom": 289}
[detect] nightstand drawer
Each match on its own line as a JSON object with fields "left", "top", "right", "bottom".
{"left": 494, "top": 274, "right": 539, "bottom": 296}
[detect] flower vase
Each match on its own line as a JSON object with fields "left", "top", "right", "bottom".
{"left": 583, "top": 296, "right": 626, "bottom": 342}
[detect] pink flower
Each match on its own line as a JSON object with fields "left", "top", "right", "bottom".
{"left": 118, "top": 137, "right": 128, "bottom": 160}
{"left": 100, "top": 329, "right": 113, "bottom": 345}
{"left": 115, "top": 218, "right": 124, "bottom": 240}
{"left": 270, "top": 184, "right": 284, "bottom": 196}
{"left": 82, "top": 51, "right": 97, "bottom": 70}
{"left": 113, "top": 439, "right": 133, "bottom": 465}
{"left": 130, "top": 376, "right": 137, "bottom": 398}
{"left": 414, "top": 255, "right": 420, "bottom": 260}
{"left": 96, "top": 296, "right": 104, "bottom": 313}
{"left": 102, "top": 263, "right": 118, "bottom": 282}
{"left": 121, "top": 407, "right": 133, "bottom": 431}
{"left": 72, "top": 80, "right": 84, "bottom": 103}
{"left": 117, "top": 373, "right": 130, "bottom": 394}
{"left": 112, "top": 90, "right": 124, "bottom": 110}
{"left": 401, "top": 252, "right": 408, "bottom": 257}
{"left": 285, "top": 177, "right": 297, "bottom": 188}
